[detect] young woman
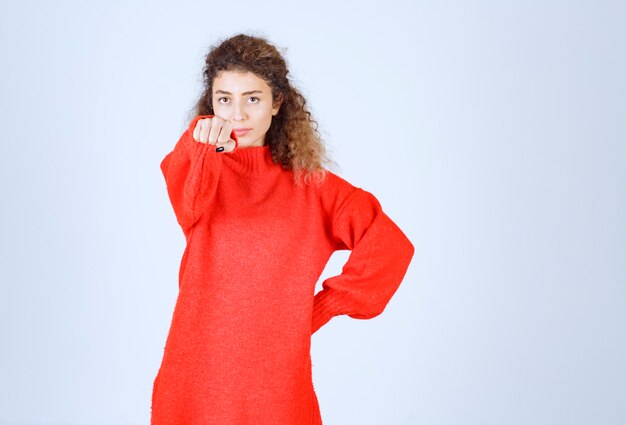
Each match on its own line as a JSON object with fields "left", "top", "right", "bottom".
{"left": 151, "top": 33, "right": 415, "bottom": 424}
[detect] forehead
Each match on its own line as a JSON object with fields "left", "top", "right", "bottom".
{"left": 213, "top": 70, "right": 270, "bottom": 93}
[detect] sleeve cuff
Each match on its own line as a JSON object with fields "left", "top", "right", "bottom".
{"left": 311, "top": 288, "right": 349, "bottom": 334}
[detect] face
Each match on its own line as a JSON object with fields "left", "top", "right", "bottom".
{"left": 212, "top": 70, "right": 282, "bottom": 148}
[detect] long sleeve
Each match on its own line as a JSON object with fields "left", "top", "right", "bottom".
{"left": 311, "top": 188, "right": 415, "bottom": 334}
{"left": 160, "top": 115, "right": 237, "bottom": 236}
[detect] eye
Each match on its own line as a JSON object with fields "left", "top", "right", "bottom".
{"left": 248, "top": 96, "right": 260, "bottom": 103}
{"left": 218, "top": 97, "right": 229, "bottom": 103}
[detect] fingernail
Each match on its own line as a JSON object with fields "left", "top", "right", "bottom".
{"left": 216, "top": 146, "right": 224, "bottom": 152}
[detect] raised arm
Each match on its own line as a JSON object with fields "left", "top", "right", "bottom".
{"left": 311, "top": 188, "right": 415, "bottom": 334}
{"left": 160, "top": 115, "right": 236, "bottom": 236}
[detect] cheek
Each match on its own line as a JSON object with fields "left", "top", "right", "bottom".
{"left": 250, "top": 108, "right": 273, "bottom": 124}
{"left": 263, "top": 106, "right": 275, "bottom": 122}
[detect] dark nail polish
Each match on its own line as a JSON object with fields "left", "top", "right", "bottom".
{"left": 216, "top": 146, "right": 224, "bottom": 152}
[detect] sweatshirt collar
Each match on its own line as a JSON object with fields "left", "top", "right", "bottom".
{"left": 222, "top": 144, "right": 278, "bottom": 175}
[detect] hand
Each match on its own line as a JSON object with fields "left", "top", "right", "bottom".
{"left": 192, "top": 115, "right": 237, "bottom": 152}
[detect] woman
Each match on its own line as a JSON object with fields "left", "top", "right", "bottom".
{"left": 151, "top": 33, "right": 415, "bottom": 424}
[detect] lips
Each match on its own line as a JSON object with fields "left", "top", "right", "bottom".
{"left": 233, "top": 128, "right": 251, "bottom": 136}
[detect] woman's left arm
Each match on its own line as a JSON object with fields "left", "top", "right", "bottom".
{"left": 311, "top": 188, "right": 415, "bottom": 334}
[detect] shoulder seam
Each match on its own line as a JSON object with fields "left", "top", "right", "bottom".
{"left": 331, "top": 187, "right": 364, "bottom": 228}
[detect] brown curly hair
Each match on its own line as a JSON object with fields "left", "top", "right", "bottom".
{"left": 188, "top": 32, "right": 338, "bottom": 186}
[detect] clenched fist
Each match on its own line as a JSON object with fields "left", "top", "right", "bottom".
{"left": 192, "top": 115, "right": 238, "bottom": 153}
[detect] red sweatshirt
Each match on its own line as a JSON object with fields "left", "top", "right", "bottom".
{"left": 151, "top": 115, "right": 415, "bottom": 424}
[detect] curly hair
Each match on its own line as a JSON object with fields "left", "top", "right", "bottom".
{"left": 189, "top": 32, "right": 338, "bottom": 186}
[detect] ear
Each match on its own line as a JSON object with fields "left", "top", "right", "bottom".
{"left": 272, "top": 93, "right": 284, "bottom": 116}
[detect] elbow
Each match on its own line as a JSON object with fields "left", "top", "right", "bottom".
{"left": 392, "top": 223, "right": 415, "bottom": 271}
{"left": 384, "top": 212, "right": 415, "bottom": 268}
{"left": 397, "top": 236, "right": 415, "bottom": 284}
{"left": 405, "top": 236, "right": 415, "bottom": 265}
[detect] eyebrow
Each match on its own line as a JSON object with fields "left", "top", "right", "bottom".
{"left": 215, "top": 90, "right": 263, "bottom": 95}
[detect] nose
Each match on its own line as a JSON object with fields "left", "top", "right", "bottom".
{"left": 232, "top": 101, "right": 246, "bottom": 121}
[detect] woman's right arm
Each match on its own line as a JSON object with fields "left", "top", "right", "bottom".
{"left": 160, "top": 115, "right": 232, "bottom": 236}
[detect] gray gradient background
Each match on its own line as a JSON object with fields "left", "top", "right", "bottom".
{"left": 1, "top": 1, "right": 624, "bottom": 424}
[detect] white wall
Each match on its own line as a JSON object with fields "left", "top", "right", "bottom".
{"left": 0, "top": 1, "right": 624, "bottom": 424}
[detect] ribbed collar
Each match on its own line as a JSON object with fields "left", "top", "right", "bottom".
{"left": 222, "top": 144, "right": 278, "bottom": 175}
